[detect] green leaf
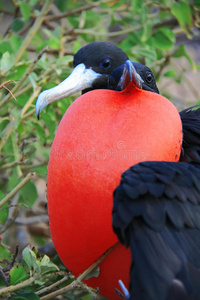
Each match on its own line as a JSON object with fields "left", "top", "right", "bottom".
{"left": 171, "top": 2, "right": 192, "bottom": 38}
{"left": 150, "top": 31, "right": 174, "bottom": 51}
{"left": 11, "top": 18, "right": 24, "bottom": 32}
{"left": 40, "top": 255, "right": 59, "bottom": 276}
{"left": 30, "top": 0, "right": 38, "bottom": 6}
{"left": 131, "top": 0, "right": 143, "bottom": 13}
{"left": 72, "top": 39, "right": 82, "bottom": 54}
{"left": 10, "top": 35, "right": 23, "bottom": 53}
{"left": 194, "top": 0, "right": 200, "bottom": 8}
{"left": 11, "top": 64, "right": 28, "bottom": 81}
{"left": 164, "top": 70, "right": 176, "bottom": 78}
{"left": 0, "top": 245, "right": 13, "bottom": 268}
{"left": 55, "top": 0, "right": 69, "bottom": 12}
{"left": 0, "top": 197, "right": 9, "bottom": 225}
{"left": 19, "top": 1, "right": 31, "bottom": 21}
{"left": 10, "top": 265, "right": 29, "bottom": 285}
{"left": 17, "top": 124, "right": 26, "bottom": 135}
{"left": 0, "top": 191, "right": 4, "bottom": 201}
{"left": 0, "top": 51, "right": 14, "bottom": 72}
{"left": 46, "top": 28, "right": 62, "bottom": 50}
{"left": 28, "top": 72, "right": 38, "bottom": 89}
{"left": 19, "top": 181, "right": 38, "bottom": 208}
{"left": 132, "top": 47, "right": 157, "bottom": 62}
{"left": 173, "top": 44, "right": 196, "bottom": 70}
{"left": 10, "top": 293, "right": 40, "bottom": 300}
{"left": 159, "top": 27, "right": 175, "bottom": 43}
{"left": 22, "top": 247, "right": 35, "bottom": 270}
{"left": 31, "top": 30, "right": 46, "bottom": 51}
{"left": 0, "top": 41, "right": 12, "bottom": 55}
{"left": 84, "top": 266, "right": 100, "bottom": 280}
{"left": 22, "top": 246, "right": 40, "bottom": 276}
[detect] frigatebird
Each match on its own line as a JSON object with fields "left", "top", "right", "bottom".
{"left": 35, "top": 42, "right": 200, "bottom": 300}
{"left": 111, "top": 60, "right": 200, "bottom": 300}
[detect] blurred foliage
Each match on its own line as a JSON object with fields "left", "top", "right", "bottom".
{"left": 0, "top": 0, "right": 200, "bottom": 299}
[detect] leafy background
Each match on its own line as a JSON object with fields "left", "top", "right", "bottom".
{"left": 0, "top": 0, "right": 200, "bottom": 299}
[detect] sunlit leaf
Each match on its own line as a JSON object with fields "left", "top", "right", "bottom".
{"left": 132, "top": 48, "right": 157, "bottom": 62}
{"left": 11, "top": 64, "right": 28, "bottom": 81}
{"left": 171, "top": 2, "right": 192, "bottom": 38}
{"left": 0, "top": 51, "right": 14, "bottom": 72}
{"left": 19, "top": 1, "right": 31, "bottom": 21}
{"left": 22, "top": 246, "right": 40, "bottom": 275}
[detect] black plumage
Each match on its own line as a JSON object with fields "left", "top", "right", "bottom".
{"left": 113, "top": 161, "right": 200, "bottom": 300}
{"left": 180, "top": 107, "right": 200, "bottom": 163}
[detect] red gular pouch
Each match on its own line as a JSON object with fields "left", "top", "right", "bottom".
{"left": 46, "top": 80, "right": 182, "bottom": 299}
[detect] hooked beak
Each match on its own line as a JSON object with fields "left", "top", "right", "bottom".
{"left": 118, "top": 60, "right": 144, "bottom": 91}
{"left": 35, "top": 63, "right": 101, "bottom": 119}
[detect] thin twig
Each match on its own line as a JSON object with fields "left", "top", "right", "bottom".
{"left": 155, "top": 55, "right": 170, "bottom": 81}
{"left": 21, "top": 87, "right": 41, "bottom": 118}
{"left": 0, "top": 172, "right": 36, "bottom": 208}
{"left": 45, "top": 0, "right": 111, "bottom": 22}
{"left": 21, "top": 108, "right": 37, "bottom": 120}
{"left": 0, "top": 266, "right": 9, "bottom": 286}
{"left": 0, "top": 160, "right": 27, "bottom": 170}
{"left": 0, "top": 276, "right": 35, "bottom": 296}
{"left": 0, "top": 47, "right": 49, "bottom": 108}
{"left": 35, "top": 275, "right": 70, "bottom": 296}
{"left": 40, "top": 242, "right": 118, "bottom": 300}
{"left": 21, "top": 160, "right": 48, "bottom": 171}
{"left": 3, "top": 246, "right": 19, "bottom": 272}
{"left": 73, "top": 26, "right": 142, "bottom": 37}
{"left": 0, "top": 194, "right": 20, "bottom": 234}
{"left": 15, "top": 215, "right": 49, "bottom": 225}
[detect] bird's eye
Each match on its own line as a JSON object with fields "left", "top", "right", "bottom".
{"left": 100, "top": 58, "right": 111, "bottom": 69}
{"left": 146, "top": 73, "right": 153, "bottom": 83}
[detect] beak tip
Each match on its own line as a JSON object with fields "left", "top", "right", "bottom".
{"left": 119, "top": 60, "right": 144, "bottom": 90}
{"left": 35, "top": 99, "right": 41, "bottom": 120}
{"left": 35, "top": 91, "right": 48, "bottom": 120}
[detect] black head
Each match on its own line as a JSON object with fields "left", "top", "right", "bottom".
{"left": 73, "top": 42, "right": 129, "bottom": 92}
{"left": 36, "top": 43, "right": 133, "bottom": 118}
{"left": 74, "top": 42, "right": 128, "bottom": 74}
{"left": 108, "top": 62, "right": 159, "bottom": 94}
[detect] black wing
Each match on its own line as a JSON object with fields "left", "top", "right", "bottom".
{"left": 112, "top": 161, "right": 200, "bottom": 300}
{"left": 180, "top": 106, "right": 200, "bottom": 163}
